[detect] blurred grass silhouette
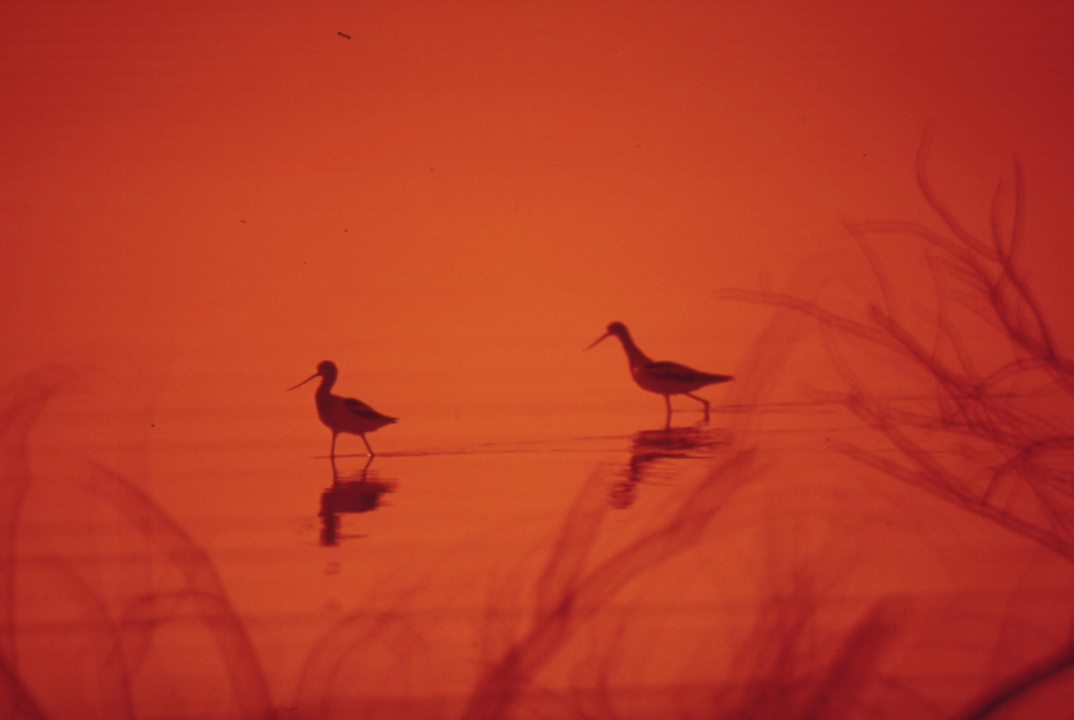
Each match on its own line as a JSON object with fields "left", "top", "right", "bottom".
{"left": 722, "top": 131, "right": 1074, "bottom": 718}
{"left": 0, "top": 370, "right": 274, "bottom": 720}
{"left": 722, "top": 131, "right": 1074, "bottom": 563}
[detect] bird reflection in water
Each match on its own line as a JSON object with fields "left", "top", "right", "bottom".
{"left": 319, "top": 458, "right": 396, "bottom": 546}
{"left": 610, "top": 423, "right": 732, "bottom": 509}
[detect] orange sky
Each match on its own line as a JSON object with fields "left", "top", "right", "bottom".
{"left": 3, "top": 0, "right": 1074, "bottom": 421}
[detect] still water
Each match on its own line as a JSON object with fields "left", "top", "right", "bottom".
{"left": 7, "top": 360, "right": 1072, "bottom": 719}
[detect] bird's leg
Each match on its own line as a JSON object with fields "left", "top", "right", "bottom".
{"left": 360, "top": 434, "right": 375, "bottom": 457}
{"left": 685, "top": 393, "right": 710, "bottom": 420}
{"left": 664, "top": 395, "right": 672, "bottom": 429}
{"left": 330, "top": 432, "right": 338, "bottom": 459}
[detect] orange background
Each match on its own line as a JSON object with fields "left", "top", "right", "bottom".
{"left": 4, "top": 0, "right": 1074, "bottom": 410}
{"left": 4, "top": 2, "right": 1074, "bottom": 717}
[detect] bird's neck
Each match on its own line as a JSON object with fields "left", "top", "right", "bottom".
{"left": 616, "top": 332, "right": 651, "bottom": 370}
{"left": 316, "top": 373, "right": 336, "bottom": 397}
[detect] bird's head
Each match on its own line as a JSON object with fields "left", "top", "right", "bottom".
{"left": 584, "top": 321, "right": 630, "bottom": 351}
{"left": 287, "top": 360, "right": 337, "bottom": 391}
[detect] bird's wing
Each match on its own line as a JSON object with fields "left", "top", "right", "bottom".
{"left": 645, "top": 361, "right": 733, "bottom": 384}
{"left": 344, "top": 397, "right": 396, "bottom": 421}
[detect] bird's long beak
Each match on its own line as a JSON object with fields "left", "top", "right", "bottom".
{"left": 583, "top": 331, "right": 612, "bottom": 352}
{"left": 286, "top": 373, "right": 319, "bottom": 391}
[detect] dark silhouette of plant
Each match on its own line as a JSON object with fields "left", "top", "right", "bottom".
{"left": 722, "top": 131, "right": 1074, "bottom": 718}
{"left": 722, "top": 131, "right": 1074, "bottom": 561}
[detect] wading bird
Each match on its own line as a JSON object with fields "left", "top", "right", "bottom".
{"left": 288, "top": 361, "right": 397, "bottom": 458}
{"left": 585, "top": 322, "right": 733, "bottom": 424}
